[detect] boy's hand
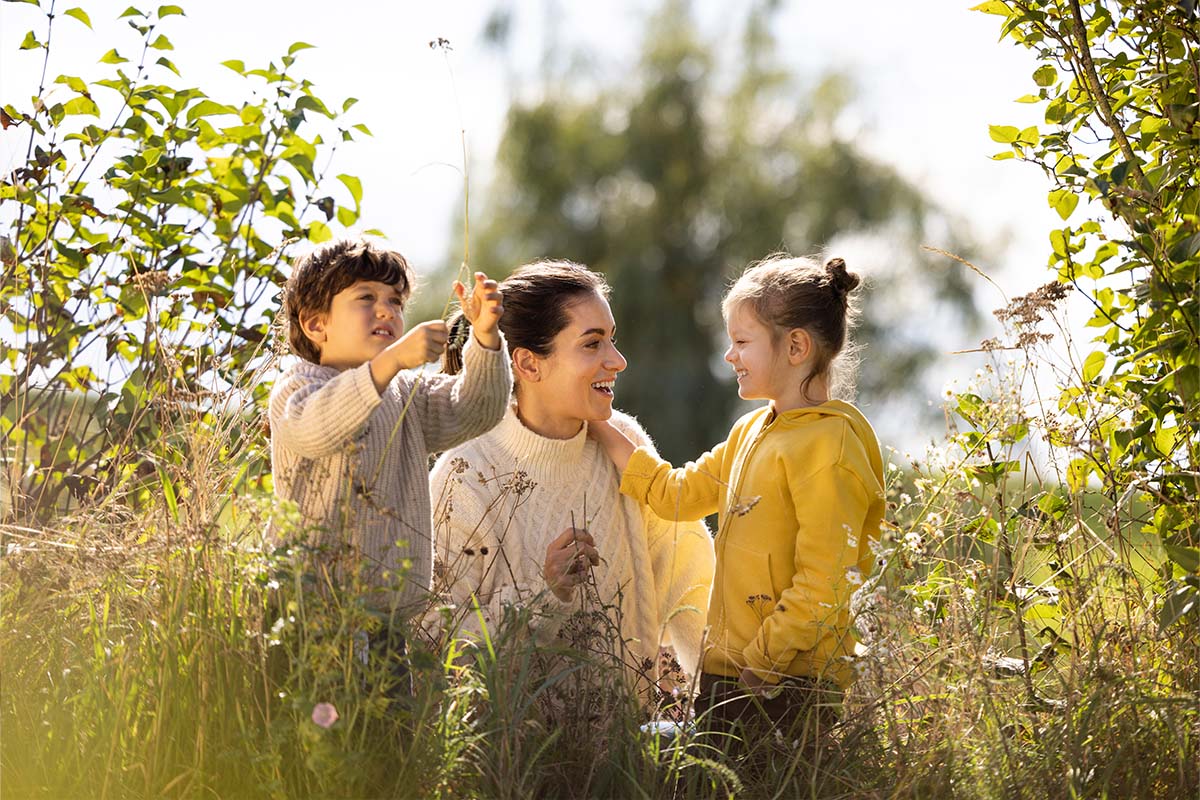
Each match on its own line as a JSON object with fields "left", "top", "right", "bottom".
{"left": 369, "top": 320, "right": 448, "bottom": 394}
{"left": 392, "top": 320, "right": 450, "bottom": 369}
{"left": 454, "top": 271, "right": 503, "bottom": 350}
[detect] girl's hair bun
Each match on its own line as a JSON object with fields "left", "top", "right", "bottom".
{"left": 825, "top": 257, "right": 860, "bottom": 300}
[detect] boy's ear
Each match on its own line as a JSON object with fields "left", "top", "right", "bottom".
{"left": 299, "top": 310, "right": 328, "bottom": 345}
{"left": 511, "top": 347, "right": 542, "bottom": 383}
{"left": 787, "top": 328, "right": 813, "bottom": 365}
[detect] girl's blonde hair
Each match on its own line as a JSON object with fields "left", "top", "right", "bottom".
{"left": 722, "top": 254, "right": 863, "bottom": 401}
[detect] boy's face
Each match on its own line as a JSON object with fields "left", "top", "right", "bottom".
{"left": 301, "top": 280, "right": 406, "bottom": 370}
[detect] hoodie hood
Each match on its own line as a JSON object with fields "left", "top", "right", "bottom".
{"left": 776, "top": 400, "right": 884, "bottom": 485}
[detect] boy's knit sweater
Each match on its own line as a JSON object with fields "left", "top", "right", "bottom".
{"left": 269, "top": 335, "right": 511, "bottom": 618}
{"left": 428, "top": 407, "right": 715, "bottom": 682}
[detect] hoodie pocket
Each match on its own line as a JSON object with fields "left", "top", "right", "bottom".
{"left": 721, "top": 540, "right": 774, "bottom": 646}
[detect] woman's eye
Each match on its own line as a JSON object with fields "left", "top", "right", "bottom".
{"left": 585, "top": 341, "right": 600, "bottom": 349}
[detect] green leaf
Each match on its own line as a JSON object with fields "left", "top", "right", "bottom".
{"left": 1048, "top": 189, "right": 1079, "bottom": 221}
{"left": 1050, "top": 228, "right": 1068, "bottom": 257}
{"left": 119, "top": 6, "right": 145, "bottom": 18}
{"left": 149, "top": 33, "right": 173, "bottom": 50}
{"left": 1159, "top": 578, "right": 1200, "bottom": 631}
{"left": 19, "top": 30, "right": 41, "bottom": 50}
{"left": 970, "top": 1, "right": 1010, "bottom": 15}
{"left": 337, "top": 206, "right": 357, "bottom": 227}
{"left": 337, "top": 174, "right": 362, "bottom": 208}
{"left": 1017, "top": 125, "right": 1039, "bottom": 144}
{"left": 55, "top": 75, "right": 89, "bottom": 94}
{"left": 1033, "top": 65, "right": 1057, "bottom": 87}
{"left": 157, "top": 4, "right": 184, "bottom": 17}
{"left": 1164, "top": 544, "right": 1200, "bottom": 574}
{"left": 988, "top": 124, "right": 1020, "bottom": 144}
{"left": 64, "top": 8, "right": 93, "bottom": 28}
{"left": 342, "top": 97, "right": 358, "bottom": 112}
{"left": 221, "top": 59, "right": 245, "bottom": 74}
{"left": 63, "top": 96, "right": 100, "bottom": 117}
{"left": 352, "top": 123, "right": 373, "bottom": 136}
{"left": 155, "top": 56, "right": 180, "bottom": 76}
{"left": 288, "top": 41, "right": 316, "bottom": 55}
{"left": 99, "top": 48, "right": 128, "bottom": 64}
{"left": 308, "top": 220, "right": 333, "bottom": 243}
{"left": 1081, "top": 350, "right": 1105, "bottom": 382}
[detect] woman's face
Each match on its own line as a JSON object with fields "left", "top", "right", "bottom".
{"left": 520, "top": 292, "right": 628, "bottom": 426}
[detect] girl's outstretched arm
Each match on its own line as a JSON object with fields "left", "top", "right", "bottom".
{"left": 588, "top": 418, "right": 636, "bottom": 473}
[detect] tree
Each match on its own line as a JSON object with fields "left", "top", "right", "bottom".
{"left": 458, "top": 0, "right": 983, "bottom": 462}
{"left": 976, "top": 0, "right": 1199, "bottom": 628}
{"left": 1, "top": 2, "right": 367, "bottom": 521}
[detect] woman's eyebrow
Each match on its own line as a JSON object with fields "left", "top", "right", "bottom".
{"left": 575, "top": 327, "right": 610, "bottom": 338}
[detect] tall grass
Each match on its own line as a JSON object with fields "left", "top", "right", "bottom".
{"left": 2, "top": 291, "right": 1197, "bottom": 799}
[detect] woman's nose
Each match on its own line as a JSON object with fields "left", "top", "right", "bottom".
{"left": 608, "top": 343, "right": 628, "bottom": 373}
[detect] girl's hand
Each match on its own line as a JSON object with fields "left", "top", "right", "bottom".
{"left": 587, "top": 418, "right": 635, "bottom": 474}
{"left": 543, "top": 526, "right": 600, "bottom": 602}
{"left": 454, "top": 272, "right": 503, "bottom": 350}
{"left": 739, "top": 666, "right": 773, "bottom": 696}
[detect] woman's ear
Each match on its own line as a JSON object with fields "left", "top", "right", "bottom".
{"left": 299, "top": 310, "right": 327, "bottom": 345}
{"left": 511, "top": 347, "right": 542, "bottom": 383}
{"left": 787, "top": 328, "right": 813, "bottom": 365}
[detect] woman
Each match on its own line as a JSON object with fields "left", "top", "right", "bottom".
{"left": 428, "top": 260, "right": 715, "bottom": 705}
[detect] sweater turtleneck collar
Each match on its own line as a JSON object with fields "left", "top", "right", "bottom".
{"left": 491, "top": 404, "right": 590, "bottom": 478}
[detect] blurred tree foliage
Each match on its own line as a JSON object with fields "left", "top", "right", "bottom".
{"left": 977, "top": 0, "right": 1199, "bottom": 629}
{"left": 1, "top": 3, "right": 365, "bottom": 521}
{"left": 455, "top": 0, "right": 984, "bottom": 462}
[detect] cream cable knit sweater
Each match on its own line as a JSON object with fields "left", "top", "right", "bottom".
{"left": 269, "top": 335, "right": 511, "bottom": 618}
{"left": 428, "top": 406, "right": 715, "bottom": 680}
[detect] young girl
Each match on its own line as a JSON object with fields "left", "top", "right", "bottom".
{"left": 589, "top": 255, "right": 884, "bottom": 736}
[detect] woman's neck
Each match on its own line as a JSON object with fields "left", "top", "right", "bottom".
{"left": 514, "top": 395, "right": 585, "bottom": 440}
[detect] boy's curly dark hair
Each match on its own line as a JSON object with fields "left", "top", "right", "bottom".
{"left": 282, "top": 239, "right": 416, "bottom": 364}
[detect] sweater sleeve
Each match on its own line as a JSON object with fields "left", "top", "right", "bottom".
{"left": 415, "top": 333, "right": 512, "bottom": 455}
{"left": 269, "top": 363, "right": 381, "bottom": 457}
{"left": 607, "top": 411, "right": 714, "bottom": 678}
{"left": 427, "top": 453, "right": 572, "bottom": 647}
{"left": 645, "top": 513, "right": 714, "bottom": 678}
{"left": 619, "top": 440, "right": 727, "bottom": 522}
{"left": 742, "top": 462, "right": 869, "bottom": 683}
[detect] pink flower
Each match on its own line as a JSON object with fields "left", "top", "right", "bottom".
{"left": 311, "top": 702, "right": 339, "bottom": 729}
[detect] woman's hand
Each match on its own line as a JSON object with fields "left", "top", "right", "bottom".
{"left": 543, "top": 526, "right": 600, "bottom": 602}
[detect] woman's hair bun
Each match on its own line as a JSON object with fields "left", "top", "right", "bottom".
{"left": 824, "top": 257, "right": 860, "bottom": 299}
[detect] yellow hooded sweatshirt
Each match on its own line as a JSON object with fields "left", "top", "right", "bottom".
{"left": 620, "top": 400, "right": 884, "bottom": 689}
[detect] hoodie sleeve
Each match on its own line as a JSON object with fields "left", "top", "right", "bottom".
{"left": 741, "top": 462, "right": 870, "bottom": 683}
{"left": 619, "top": 440, "right": 727, "bottom": 522}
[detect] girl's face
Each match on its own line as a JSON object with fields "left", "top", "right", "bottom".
{"left": 723, "top": 302, "right": 789, "bottom": 402}
{"left": 519, "top": 292, "right": 628, "bottom": 431}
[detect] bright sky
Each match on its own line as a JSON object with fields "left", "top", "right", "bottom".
{"left": 1, "top": 0, "right": 1089, "bottom": 452}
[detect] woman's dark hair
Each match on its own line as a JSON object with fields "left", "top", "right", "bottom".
{"left": 722, "top": 254, "right": 862, "bottom": 401}
{"left": 283, "top": 238, "right": 415, "bottom": 363}
{"left": 443, "top": 259, "right": 609, "bottom": 378}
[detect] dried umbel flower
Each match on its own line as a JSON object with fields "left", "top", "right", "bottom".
{"left": 993, "top": 281, "right": 1071, "bottom": 329}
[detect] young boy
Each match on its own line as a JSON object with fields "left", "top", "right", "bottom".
{"left": 269, "top": 238, "right": 510, "bottom": 631}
